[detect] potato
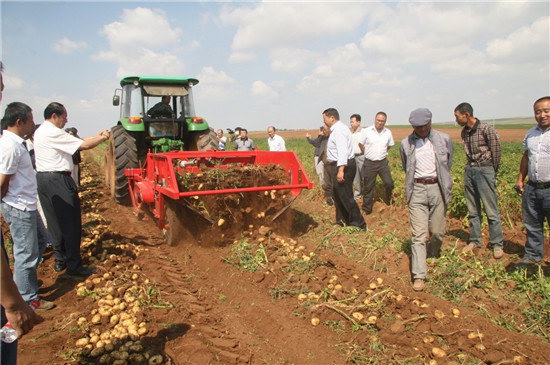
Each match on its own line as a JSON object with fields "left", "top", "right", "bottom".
{"left": 431, "top": 347, "right": 447, "bottom": 358}
{"left": 474, "top": 344, "right": 486, "bottom": 351}
{"left": 91, "top": 314, "right": 102, "bottom": 324}
{"left": 423, "top": 336, "right": 435, "bottom": 343}
{"left": 75, "top": 338, "right": 89, "bottom": 347}
{"left": 367, "top": 316, "right": 377, "bottom": 324}
{"left": 148, "top": 355, "right": 164, "bottom": 365}
{"left": 90, "top": 335, "right": 100, "bottom": 344}
{"left": 105, "top": 343, "right": 115, "bottom": 352}
{"left": 77, "top": 317, "right": 87, "bottom": 326}
{"left": 297, "top": 293, "right": 307, "bottom": 301}
{"left": 369, "top": 282, "right": 377, "bottom": 289}
{"left": 110, "top": 315, "right": 120, "bottom": 325}
{"left": 90, "top": 347, "right": 105, "bottom": 358}
{"left": 129, "top": 353, "right": 145, "bottom": 363}
{"left": 137, "top": 327, "right": 148, "bottom": 335}
{"left": 217, "top": 218, "right": 225, "bottom": 227}
{"left": 96, "top": 340, "right": 105, "bottom": 348}
{"left": 311, "top": 317, "right": 320, "bottom": 326}
{"left": 98, "top": 354, "right": 111, "bottom": 364}
{"left": 376, "top": 277, "right": 383, "bottom": 285}
{"left": 434, "top": 310, "right": 445, "bottom": 320}
{"left": 352, "top": 312, "right": 364, "bottom": 321}
{"left": 513, "top": 356, "right": 525, "bottom": 363}
{"left": 334, "top": 284, "right": 343, "bottom": 291}
{"left": 452, "top": 308, "right": 460, "bottom": 317}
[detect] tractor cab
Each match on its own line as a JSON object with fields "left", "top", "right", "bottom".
{"left": 107, "top": 76, "right": 218, "bottom": 204}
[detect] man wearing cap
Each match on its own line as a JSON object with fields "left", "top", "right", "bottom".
{"left": 454, "top": 103, "right": 504, "bottom": 259}
{"left": 323, "top": 108, "right": 366, "bottom": 230}
{"left": 400, "top": 108, "right": 453, "bottom": 291}
{"left": 515, "top": 96, "right": 550, "bottom": 265}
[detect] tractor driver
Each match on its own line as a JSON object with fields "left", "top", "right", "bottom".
{"left": 147, "top": 96, "right": 173, "bottom": 119}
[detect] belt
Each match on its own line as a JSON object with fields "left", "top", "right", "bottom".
{"left": 527, "top": 180, "right": 550, "bottom": 189}
{"left": 414, "top": 178, "right": 438, "bottom": 184}
{"left": 37, "top": 171, "right": 72, "bottom": 176}
{"left": 468, "top": 160, "right": 493, "bottom": 167}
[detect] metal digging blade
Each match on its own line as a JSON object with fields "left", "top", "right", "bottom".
{"left": 271, "top": 196, "right": 298, "bottom": 222}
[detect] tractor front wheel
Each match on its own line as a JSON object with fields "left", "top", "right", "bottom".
{"left": 105, "top": 125, "right": 138, "bottom": 205}
{"left": 187, "top": 128, "right": 219, "bottom": 151}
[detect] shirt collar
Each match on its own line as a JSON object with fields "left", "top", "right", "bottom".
{"left": 370, "top": 125, "right": 385, "bottom": 134}
{"left": 330, "top": 120, "right": 342, "bottom": 132}
{"left": 535, "top": 125, "right": 550, "bottom": 133}
{"left": 464, "top": 118, "right": 480, "bottom": 134}
{"left": 2, "top": 129, "right": 25, "bottom": 144}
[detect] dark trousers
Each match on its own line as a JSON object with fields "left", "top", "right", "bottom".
{"left": 322, "top": 162, "right": 334, "bottom": 200}
{"left": 37, "top": 172, "right": 82, "bottom": 272}
{"left": 326, "top": 159, "right": 366, "bottom": 229}
{"left": 361, "top": 158, "right": 394, "bottom": 213}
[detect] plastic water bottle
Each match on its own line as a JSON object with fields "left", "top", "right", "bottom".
{"left": 0, "top": 323, "right": 18, "bottom": 343}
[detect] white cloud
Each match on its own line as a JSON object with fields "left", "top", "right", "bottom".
{"left": 270, "top": 47, "right": 316, "bottom": 73}
{"left": 486, "top": 16, "right": 549, "bottom": 62}
{"left": 228, "top": 51, "right": 256, "bottom": 63}
{"left": 220, "top": 3, "right": 368, "bottom": 52}
{"left": 359, "top": 2, "right": 548, "bottom": 77}
{"left": 195, "top": 67, "right": 236, "bottom": 101}
{"left": 52, "top": 37, "right": 88, "bottom": 54}
{"left": 2, "top": 72, "right": 25, "bottom": 91}
{"left": 250, "top": 80, "right": 279, "bottom": 103}
{"left": 94, "top": 7, "right": 184, "bottom": 78}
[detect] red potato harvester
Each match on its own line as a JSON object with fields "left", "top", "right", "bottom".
{"left": 124, "top": 150, "right": 313, "bottom": 245}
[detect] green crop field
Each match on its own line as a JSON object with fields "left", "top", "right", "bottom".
{"left": 254, "top": 137, "right": 525, "bottom": 224}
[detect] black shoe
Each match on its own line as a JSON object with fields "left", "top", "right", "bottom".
{"left": 67, "top": 266, "right": 94, "bottom": 278}
{"left": 362, "top": 209, "right": 372, "bottom": 215}
{"left": 54, "top": 261, "right": 66, "bottom": 272}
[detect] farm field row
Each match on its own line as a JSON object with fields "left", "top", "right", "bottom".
{"left": 12, "top": 137, "right": 549, "bottom": 364}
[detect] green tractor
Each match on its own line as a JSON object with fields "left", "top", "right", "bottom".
{"left": 105, "top": 76, "right": 218, "bottom": 205}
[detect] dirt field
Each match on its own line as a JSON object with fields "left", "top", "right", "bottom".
{"left": 255, "top": 128, "right": 530, "bottom": 143}
{"left": 10, "top": 149, "right": 550, "bottom": 364}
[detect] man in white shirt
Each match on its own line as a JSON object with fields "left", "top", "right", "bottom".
{"left": 267, "top": 126, "right": 286, "bottom": 152}
{"left": 34, "top": 102, "right": 109, "bottom": 278}
{"left": 359, "top": 112, "right": 395, "bottom": 214}
{"left": 515, "top": 96, "right": 550, "bottom": 265}
{"left": 323, "top": 108, "right": 366, "bottom": 230}
{"left": 350, "top": 114, "right": 367, "bottom": 200}
{"left": 0, "top": 102, "right": 54, "bottom": 310}
{"left": 216, "top": 129, "right": 227, "bottom": 151}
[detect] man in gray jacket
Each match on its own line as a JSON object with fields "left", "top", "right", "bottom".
{"left": 400, "top": 108, "right": 453, "bottom": 291}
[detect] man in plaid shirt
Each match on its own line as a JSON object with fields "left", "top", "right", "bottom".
{"left": 454, "top": 102, "right": 504, "bottom": 259}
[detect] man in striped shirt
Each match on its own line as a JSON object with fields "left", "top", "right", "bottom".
{"left": 455, "top": 102, "right": 504, "bottom": 259}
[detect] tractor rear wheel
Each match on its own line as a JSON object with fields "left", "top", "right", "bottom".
{"left": 106, "top": 125, "right": 138, "bottom": 205}
{"left": 187, "top": 128, "right": 219, "bottom": 151}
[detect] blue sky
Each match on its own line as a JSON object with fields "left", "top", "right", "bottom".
{"left": 1, "top": 1, "right": 549, "bottom": 137}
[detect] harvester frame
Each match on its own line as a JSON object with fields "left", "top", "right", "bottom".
{"left": 125, "top": 150, "right": 313, "bottom": 246}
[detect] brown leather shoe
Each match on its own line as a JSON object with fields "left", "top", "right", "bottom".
{"left": 461, "top": 243, "right": 477, "bottom": 254}
{"left": 412, "top": 279, "right": 425, "bottom": 292}
{"left": 493, "top": 247, "right": 504, "bottom": 259}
